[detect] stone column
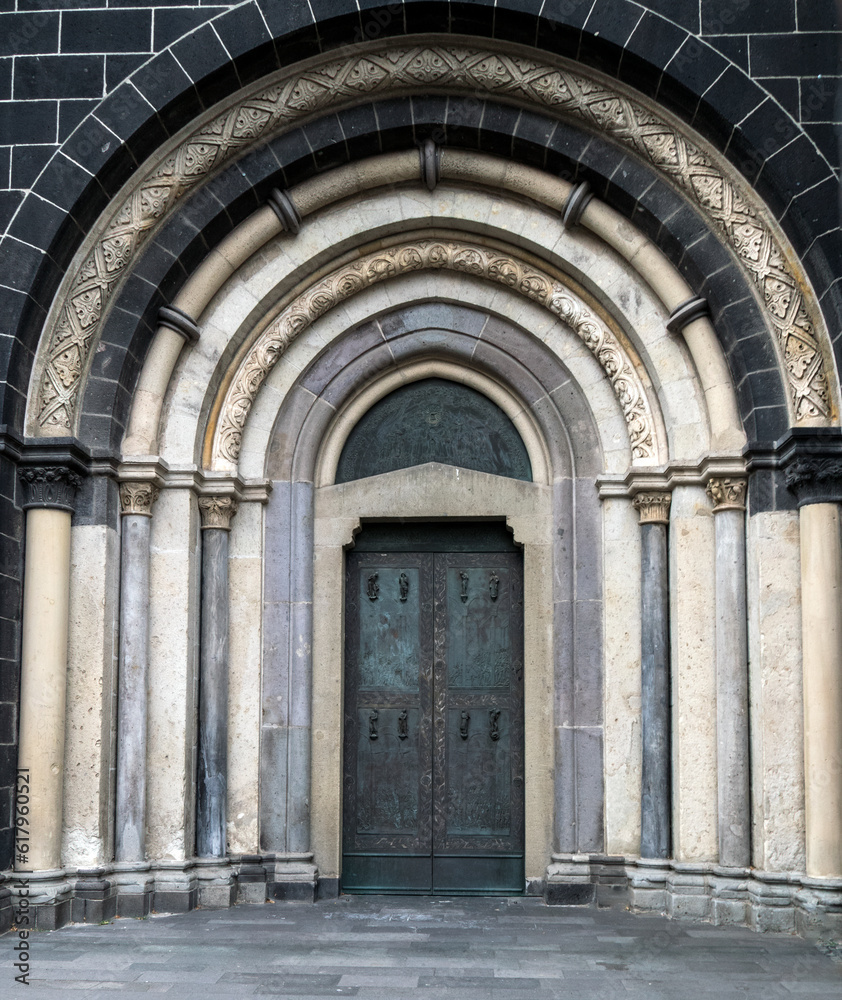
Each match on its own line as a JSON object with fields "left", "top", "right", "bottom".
{"left": 633, "top": 492, "right": 671, "bottom": 859}
{"left": 17, "top": 466, "right": 81, "bottom": 872}
{"left": 706, "top": 478, "right": 750, "bottom": 868}
{"left": 782, "top": 442, "right": 842, "bottom": 879}
{"left": 800, "top": 501, "right": 842, "bottom": 877}
{"left": 196, "top": 496, "right": 237, "bottom": 858}
{"left": 115, "top": 482, "right": 160, "bottom": 862}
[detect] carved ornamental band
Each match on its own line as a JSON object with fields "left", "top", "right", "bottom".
{"left": 198, "top": 496, "right": 238, "bottom": 530}
{"left": 119, "top": 481, "right": 160, "bottom": 516}
{"left": 632, "top": 492, "right": 671, "bottom": 525}
{"left": 33, "top": 44, "right": 831, "bottom": 435}
{"left": 706, "top": 478, "right": 747, "bottom": 512}
{"left": 213, "top": 240, "right": 657, "bottom": 468}
{"left": 19, "top": 466, "right": 82, "bottom": 512}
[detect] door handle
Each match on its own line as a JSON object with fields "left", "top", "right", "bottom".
{"left": 459, "top": 710, "right": 470, "bottom": 740}
{"left": 368, "top": 709, "right": 378, "bottom": 740}
{"left": 398, "top": 709, "right": 408, "bottom": 740}
{"left": 489, "top": 708, "right": 501, "bottom": 741}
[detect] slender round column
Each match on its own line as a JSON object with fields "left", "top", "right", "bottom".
{"left": 633, "top": 492, "right": 671, "bottom": 859}
{"left": 781, "top": 441, "right": 842, "bottom": 878}
{"left": 705, "top": 478, "right": 750, "bottom": 868}
{"left": 115, "top": 482, "right": 160, "bottom": 862}
{"left": 17, "top": 467, "right": 81, "bottom": 872}
{"left": 800, "top": 502, "right": 842, "bottom": 876}
{"left": 196, "top": 495, "right": 237, "bottom": 858}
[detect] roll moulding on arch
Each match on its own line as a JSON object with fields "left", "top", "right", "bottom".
{"left": 26, "top": 41, "right": 836, "bottom": 443}
{"left": 118, "top": 150, "right": 743, "bottom": 474}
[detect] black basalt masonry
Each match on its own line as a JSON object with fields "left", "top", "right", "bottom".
{"left": 1, "top": 0, "right": 840, "bottom": 432}
{"left": 0, "top": 0, "right": 839, "bottom": 876}
{"left": 0, "top": 445, "right": 23, "bottom": 872}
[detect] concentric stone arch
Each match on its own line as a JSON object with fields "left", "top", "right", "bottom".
{"left": 209, "top": 237, "right": 661, "bottom": 472}
{"left": 26, "top": 39, "right": 836, "bottom": 440}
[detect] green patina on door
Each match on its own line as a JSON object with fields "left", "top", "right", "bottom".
{"left": 342, "top": 524, "right": 525, "bottom": 894}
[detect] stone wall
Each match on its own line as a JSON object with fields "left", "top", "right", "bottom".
{"left": 0, "top": 0, "right": 839, "bottom": 893}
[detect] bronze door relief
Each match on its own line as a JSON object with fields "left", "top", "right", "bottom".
{"left": 342, "top": 525, "right": 524, "bottom": 894}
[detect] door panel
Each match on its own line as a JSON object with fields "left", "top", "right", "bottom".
{"left": 342, "top": 532, "right": 523, "bottom": 895}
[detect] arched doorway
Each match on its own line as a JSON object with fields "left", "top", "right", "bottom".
{"left": 334, "top": 378, "right": 532, "bottom": 894}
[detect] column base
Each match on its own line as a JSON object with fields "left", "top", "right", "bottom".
{"left": 152, "top": 860, "right": 198, "bottom": 913}
{"left": 264, "top": 854, "right": 318, "bottom": 901}
{"left": 0, "top": 880, "right": 13, "bottom": 935}
{"left": 710, "top": 866, "right": 750, "bottom": 927}
{"left": 113, "top": 861, "right": 153, "bottom": 919}
{"left": 12, "top": 870, "right": 73, "bottom": 931}
{"left": 195, "top": 857, "right": 237, "bottom": 908}
{"left": 545, "top": 854, "right": 596, "bottom": 905}
{"left": 543, "top": 857, "right": 842, "bottom": 938}
{"left": 235, "top": 854, "right": 269, "bottom": 904}
{"left": 667, "top": 863, "right": 711, "bottom": 921}
{"left": 71, "top": 868, "right": 117, "bottom": 924}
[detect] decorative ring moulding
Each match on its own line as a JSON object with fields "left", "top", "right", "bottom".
{"left": 209, "top": 236, "right": 663, "bottom": 471}
{"left": 121, "top": 148, "right": 744, "bottom": 465}
{"left": 29, "top": 43, "right": 833, "bottom": 440}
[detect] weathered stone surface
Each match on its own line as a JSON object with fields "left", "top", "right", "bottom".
{"left": 747, "top": 510, "right": 805, "bottom": 872}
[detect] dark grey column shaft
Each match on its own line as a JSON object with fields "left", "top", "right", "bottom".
{"left": 197, "top": 496, "right": 237, "bottom": 858}
{"left": 707, "top": 479, "right": 750, "bottom": 868}
{"left": 115, "top": 483, "right": 159, "bottom": 862}
{"left": 634, "top": 493, "right": 671, "bottom": 860}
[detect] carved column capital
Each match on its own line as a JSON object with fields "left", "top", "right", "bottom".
{"left": 632, "top": 491, "right": 671, "bottom": 525}
{"left": 198, "top": 495, "right": 238, "bottom": 530}
{"left": 119, "top": 481, "right": 160, "bottom": 517}
{"left": 19, "top": 466, "right": 82, "bottom": 512}
{"left": 706, "top": 477, "right": 747, "bottom": 512}
{"left": 785, "top": 457, "right": 842, "bottom": 506}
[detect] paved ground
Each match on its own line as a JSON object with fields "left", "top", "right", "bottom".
{"left": 2, "top": 896, "right": 841, "bottom": 998}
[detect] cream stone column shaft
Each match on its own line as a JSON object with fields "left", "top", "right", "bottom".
{"left": 17, "top": 467, "right": 81, "bottom": 872}
{"left": 706, "top": 478, "right": 750, "bottom": 868}
{"left": 115, "top": 482, "right": 160, "bottom": 862}
{"left": 122, "top": 307, "right": 200, "bottom": 456}
{"left": 197, "top": 495, "right": 237, "bottom": 858}
{"left": 800, "top": 502, "right": 842, "bottom": 876}
{"left": 633, "top": 492, "right": 671, "bottom": 860}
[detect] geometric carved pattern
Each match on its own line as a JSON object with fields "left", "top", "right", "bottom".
{"left": 34, "top": 44, "right": 831, "bottom": 432}
{"left": 212, "top": 240, "right": 658, "bottom": 468}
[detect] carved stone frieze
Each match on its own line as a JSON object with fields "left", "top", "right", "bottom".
{"left": 119, "top": 481, "right": 160, "bottom": 517}
{"left": 198, "top": 495, "right": 238, "bottom": 530}
{"left": 705, "top": 477, "right": 747, "bottom": 512}
{"left": 19, "top": 466, "right": 82, "bottom": 512}
{"left": 32, "top": 43, "right": 832, "bottom": 433}
{"left": 632, "top": 491, "right": 671, "bottom": 525}
{"left": 212, "top": 239, "right": 657, "bottom": 467}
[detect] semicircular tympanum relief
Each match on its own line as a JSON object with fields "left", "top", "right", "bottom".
{"left": 335, "top": 378, "right": 534, "bottom": 484}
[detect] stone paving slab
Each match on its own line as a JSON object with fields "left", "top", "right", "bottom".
{"left": 1, "top": 895, "right": 840, "bottom": 999}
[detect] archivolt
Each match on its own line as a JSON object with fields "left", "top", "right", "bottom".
{"left": 29, "top": 41, "right": 833, "bottom": 438}
{"left": 210, "top": 238, "right": 658, "bottom": 471}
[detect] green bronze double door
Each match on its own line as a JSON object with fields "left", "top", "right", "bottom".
{"left": 342, "top": 524, "right": 525, "bottom": 895}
